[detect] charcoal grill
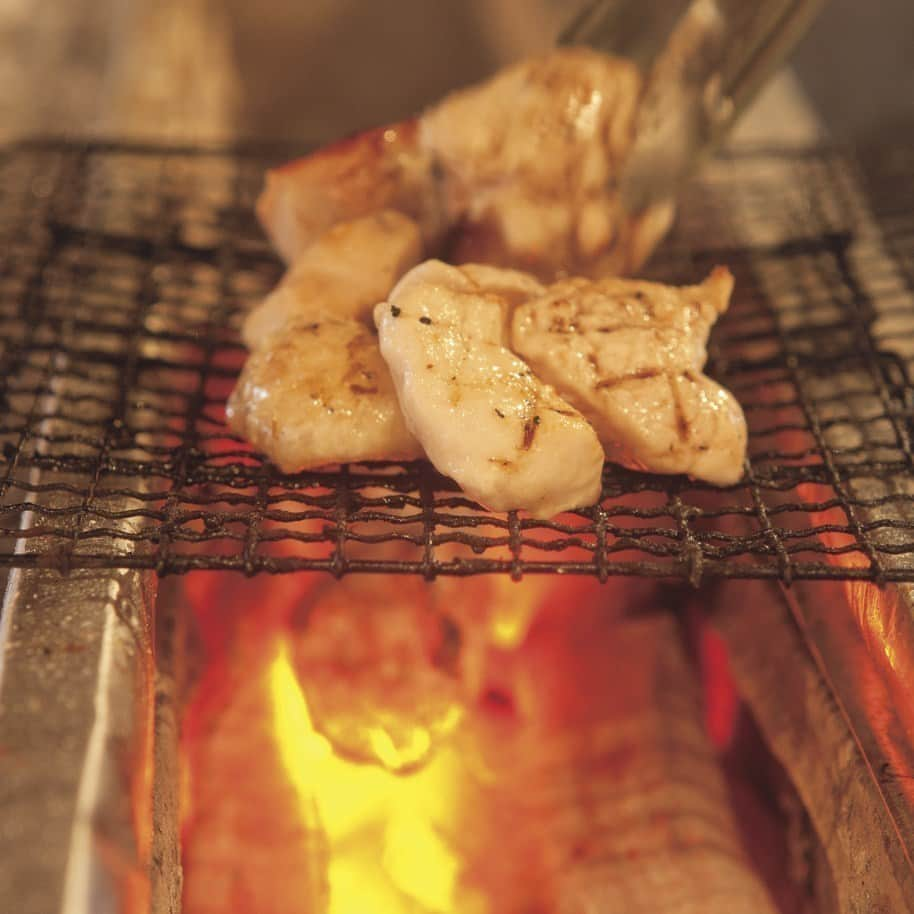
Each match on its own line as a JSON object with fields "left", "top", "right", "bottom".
{"left": 3, "top": 134, "right": 914, "bottom": 914}
{"left": 1, "top": 137, "right": 914, "bottom": 582}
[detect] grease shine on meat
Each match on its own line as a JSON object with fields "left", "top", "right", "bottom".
{"left": 513, "top": 268, "right": 746, "bottom": 485}
{"left": 227, "top": 317, "right": 422, "bottom": 473}
{"left": 228, "top": 47, "right": 749, "bottom": 517}
{"left": 242, "top": 209, "right": 422, "bottom": 348}
{"left": 257, "top": 48, "right": 671, "bottom": 282}
{"left": 375, "top": 261, "right": 605, "bottom": 519}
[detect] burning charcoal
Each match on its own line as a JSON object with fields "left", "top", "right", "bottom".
{"left": 288, "top": 574, "right": 463, "bottom": 773}
{"left": 712, "top": 579, "right": 914, "bottom": 914}
{"left": 182, "top": 569, "right": 787, "bottom": 913}
{"left": 436, "top": 603, "right": 780, "bottom": 913}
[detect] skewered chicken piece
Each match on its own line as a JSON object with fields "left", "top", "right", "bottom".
{"left": 375, "top": 261, "right": 604, "bottom": 518}
{"left": 257, "top": 49, "right": 671, "bottom": 283}
{"left": 257, "top": 119, "right": 448, "bottom": 264}
{"left": 512, "top": 267, "right": 747, "bottom": 485}
{"left": 242, "top": 210, "right": 422, "bottom": 348}
{"left": 227, "top": 317, "right": 422, "bottom": 472}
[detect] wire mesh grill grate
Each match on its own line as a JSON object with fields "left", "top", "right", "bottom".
{"left": 2, "top": 135, "right": 914, "bottom": 581}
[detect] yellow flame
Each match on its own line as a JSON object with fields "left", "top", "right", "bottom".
{"left": 384, "top": 811, "right": 459, "bottom": 910}
{"left": 846, "top": 580, "right": 899, "bottom": 673}
{"left": 488, "top": 578, "right": 540, "bottom": 649}
{"left": 270, "top": 643, "right": 333, "bottom": 767}
{"left": 369, "top": 723, "right": 430, "bottom": 771}
{"left": 268, "top": 641, "right": 463, "bottom": 913}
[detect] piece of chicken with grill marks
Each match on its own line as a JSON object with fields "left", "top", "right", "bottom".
{"left": 375, "top": 261, "right": 605, "bottom": 518}
{"left": 256, "top": 119, "right": 448, "bottom": 264}
{"left": 227, "top": 317, "right": 422, "bottom": 473}
{"left": 512, "top": 267, "right": 746, "bottom": 485}
{"left": 229, "top": 209, "right": 426, "bottom": 471}
{"left": 241, "top": 209, "right": 422, "bottom": 349}
{"left": 257, "top": 48, "right": 673, "bottom": 283}
{"left": 422, "top": 47, "right": 672, "bottom": 281}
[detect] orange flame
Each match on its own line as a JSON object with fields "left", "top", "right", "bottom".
{"left": 179, "top": 567, "right": 779, "bottom": 914}
{"left": 269, "top": 640, "right": 463, "bottom": 913}
{"left": 178, "top": 570, "right": 611, "bottom": 914}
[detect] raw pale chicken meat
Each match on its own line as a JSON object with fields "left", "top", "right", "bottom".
{"left": 257, "top": 118, "right": 448, "bottom": 264}
{"left": 242, "top": 210, "right": 422, "bottom": 348}
{"left": 227, "top": 318, "right": 422, "bottom": 472}
{"left": 375, "top": 261, "right": 604, "bottom": 517}
{"left": 257, "top": 49, "right": 673, "bottom": 283}
{"left": 512, "top": 267, "right": 747, "bottom": 485}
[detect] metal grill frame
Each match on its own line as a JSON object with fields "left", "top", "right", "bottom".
{"left": 1, "top": 135, "right": 914, "bottom": 582}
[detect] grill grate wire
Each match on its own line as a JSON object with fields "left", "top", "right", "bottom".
{"left": 1, "top": 136, "right": 914, "bottom": 581}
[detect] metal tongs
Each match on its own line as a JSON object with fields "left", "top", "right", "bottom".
{"left": 561, "top": 0, "right": 828, "bottom": 212}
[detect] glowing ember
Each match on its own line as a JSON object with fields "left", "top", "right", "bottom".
{"left": 180, "top": 568, "right": 789, "bottom": 914}
{"left": 287, "top": 574, "right": 463, "bottom": 773}
{"left": 179, "top": 571, "right": 631, "bottom": 914}
{"left": 271, "top": 641, "right": 462, "bottom": 912}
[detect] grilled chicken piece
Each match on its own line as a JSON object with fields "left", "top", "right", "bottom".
{"left": 227, "top": 318, "right": 422, "bottom": 472}
{"left": 421, "top": 47, "right": 651, "bottom": 280}
{"left": 257, "top": 50, "right": 671, "bottom": 283}
{"left": 242, "top": 210, "right": 422, "bottom": 348}
{"left": 256, "top": 119, "right": 447, "bottom": 264}
{"left": 375, "top": 261, "right": 604, "bottom": 518}
{"left": 512, "top": 267, "right": 746, "bottom": 485}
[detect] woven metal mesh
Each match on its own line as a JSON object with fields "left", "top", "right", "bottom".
{"left": 1, "top": 136, "right": 914, "bottom": 581}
